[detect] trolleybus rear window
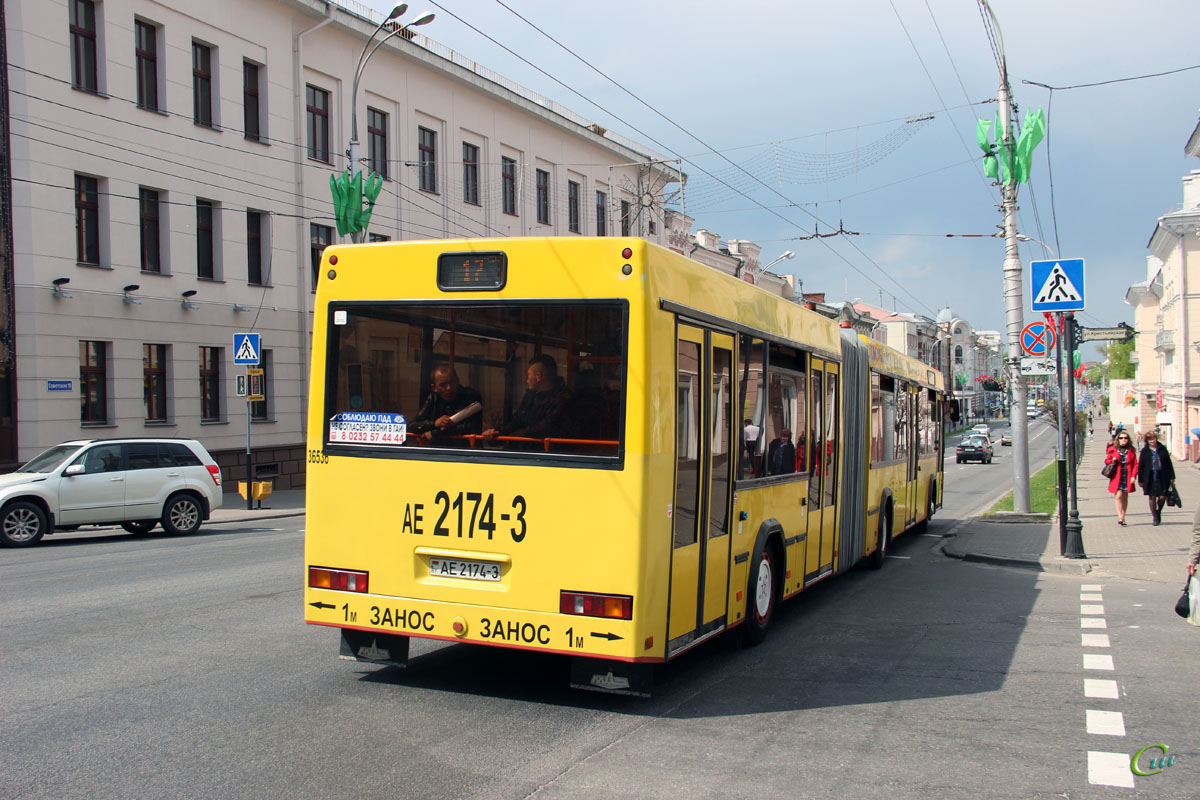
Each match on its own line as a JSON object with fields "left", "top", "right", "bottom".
{"left": 324, "top": 301, "right": 626, "bottom": 464}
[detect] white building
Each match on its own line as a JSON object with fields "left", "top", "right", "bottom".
{"left": 0, "top": 0, "right": 679, "bottom": 481}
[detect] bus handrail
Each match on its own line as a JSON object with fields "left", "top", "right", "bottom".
{"left": 412, "top": 434, "right": 619, "bottom": 451}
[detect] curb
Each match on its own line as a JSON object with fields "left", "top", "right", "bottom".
{"left": 210, "top": 509, "right": 305, "bottom": 525}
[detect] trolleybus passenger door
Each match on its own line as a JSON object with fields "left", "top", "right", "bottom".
{"left": 905, "top": 387, "right": 920, "bottom": 529}
{"left": 805, "top": 360, "right": 839, "bottom": 582}
{"left": 668, "top": 325, "right": 734, "bottom": 654}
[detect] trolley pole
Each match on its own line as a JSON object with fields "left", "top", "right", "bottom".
{"left": 996, "top": 61, "right": 1032, "bottom": 513}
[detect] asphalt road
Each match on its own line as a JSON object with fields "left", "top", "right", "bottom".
{"left": 3, "top": 421, "right": 1194, "bottom": 799}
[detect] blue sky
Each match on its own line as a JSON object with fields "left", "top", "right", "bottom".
{"left": 365, "top": 0, "right": 1200, "bottom": 358}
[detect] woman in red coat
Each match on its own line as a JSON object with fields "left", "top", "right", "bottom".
{"left": 1105, "top": 430, "right": 1138, "bottom": 526}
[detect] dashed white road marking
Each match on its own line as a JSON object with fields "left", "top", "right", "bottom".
{"left": 1081, "top": 604, "right": 1105, "bottom": 615}
{"left": 1084, "top": 654, "right": 1115, "bottom": 670}
{"left": 1081, "top": 618, "right": 1107, "bottom": 629}
{"left": 1086, "top": 710, "right": 1126, "bottom": 736}
{"left": 1081, "top": 593, "right": 1104, "bottom": 602}
{"left": 1081, "top": 584, "right": 1102, "bottom": 591}
{"left": 1081, "top": 633, "right": 1111, "bottom": 648}
{"left": 1088, "top": 751, "right": 1136, "bottom": 788}
{"left": 1084, "top": 679, "right": 1120, "bottom": 699}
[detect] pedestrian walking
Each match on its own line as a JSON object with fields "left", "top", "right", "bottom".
{"left": 1107, "top": 421, "right": 1114, "bottom": 438}
{"left": 1105, "top": 431, "right": 1138, "bottom": 526}
{"left": 1187, "top": 503, "right": 1200, "bottom": 577}
{"left": 1089, "top": 426, "right": 1094, "bottom": 441}
{"left": 1137, "top": 431, "right": 1175, "bottom": 526}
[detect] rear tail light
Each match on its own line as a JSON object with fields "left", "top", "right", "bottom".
{"left": 309, "top": 566, "right": 369, "bottom": 593}
{"left": 206, "top": 465, "right": 222, "bottom": 486}
{"left": 560, "top": 591, "right": 632, "bottom": 620}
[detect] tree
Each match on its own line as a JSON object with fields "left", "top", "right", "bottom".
{"left": 1105, "top": 338, "right": 1135, "bottom": 380}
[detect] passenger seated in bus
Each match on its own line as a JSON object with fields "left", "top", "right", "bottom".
{"left": 410, "top": 365, "right": 483, "bottom": 442}
{"left": 766, "top": 429, "right": 796, "bottom": 476}
{"left": 482, "top": 354, "right": 571, "bottom": 442}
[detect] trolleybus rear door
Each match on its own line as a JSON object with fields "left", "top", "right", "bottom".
{"left": 668, "top": 325, "right": 734, "bottom": 655}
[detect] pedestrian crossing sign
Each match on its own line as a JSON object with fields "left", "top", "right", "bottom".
{"left": 233, "top": 332, "right": 261, "bottom": 365}
{"left": 1030, "top": 258, "right": 1085, "bottom": 312}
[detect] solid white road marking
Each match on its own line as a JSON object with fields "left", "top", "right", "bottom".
{"left": 1086, "top": 710, "right": 1126, "bottom": 736}
{"left": 1080, "top": 604, "right": 1105, "bottom": 615}
{"left": 1081, "top": 633, "right": 1111, "bottom": 648}
{"left": 1088, "top": 751, "right": 1136, "bottom": 788}
{"left": 1084, "top": 679, "right": 1120, "bottom": 699}
{"left": 1083, "top": 654, "right": 1115, "bottom": 671}
{"left": 1081, "top": 618, "right": 1107, "bottom": 629}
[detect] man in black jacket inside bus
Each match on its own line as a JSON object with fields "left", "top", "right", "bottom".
{"left": 483, "top": 354, "right": 571, "bottom": 442}
{"left": 410, "top": 365, "right": 483, "bottom": 443}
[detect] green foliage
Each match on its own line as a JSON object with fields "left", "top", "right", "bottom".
{"left": 1106, "top": 338, "right": 1135, "bottom": 380}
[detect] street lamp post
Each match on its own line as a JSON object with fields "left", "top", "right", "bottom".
{"left": 760, "top": 250, "right": 795, "bottom": 274}
{"left": 345, "top": 4, "right": 435, "bottom": 242}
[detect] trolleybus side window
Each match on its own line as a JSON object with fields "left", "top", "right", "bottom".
{"left": 325, "top": 302, "right": 625, "bottom": 461}
{"left": 764, "top": 343, "right": 806, "bottom": 477}
{"left": 737, "top": 337, "right": 766, "bottom": 480}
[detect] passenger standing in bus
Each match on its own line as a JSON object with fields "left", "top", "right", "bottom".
{"left": 483, "top": 354, "right": 571, "bottom": 441}
{"left": 766, "top": 429, "right": 796, "bottom": 476}
{"left": 411, "top": 365, "right": 483, "bottom": 442}
{"left": 743, "top": 418, "right": 761, "bottom": 476}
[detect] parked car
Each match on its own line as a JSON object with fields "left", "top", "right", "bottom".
{"left": 956, "top": 434, "right": 994, "bottom": 464}
{"left": 0, "top": 438, "right": 223, "bottom": 547}
{"left": 1000, "top": 431, "right": 1013, "bottom": 446}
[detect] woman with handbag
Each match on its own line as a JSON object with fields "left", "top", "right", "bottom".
{"left": 1104, "top": 431, "right": 1138, "bottom": 526}
{"left": 1137, "top": 431, "right": 1175, "bottom": 526}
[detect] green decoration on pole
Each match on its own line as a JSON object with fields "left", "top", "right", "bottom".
{"left": 329, "top": 169, "right": 384, "bottom": 237}
{"left": 976, "top": 107, "right": 1045, "bottom": 185}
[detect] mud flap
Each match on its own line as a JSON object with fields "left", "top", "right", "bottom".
{"left": 569, "top": 657, "right": 653, "bottom": 697}
{"left": 338, "top": 629, "right": 410, "bottom": 666}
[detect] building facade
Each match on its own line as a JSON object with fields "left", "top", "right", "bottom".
{"left": 1, "top": 0, "right": 678, "bottom": 480}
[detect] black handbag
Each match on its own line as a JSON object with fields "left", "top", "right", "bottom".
{"left": 1101, "top": 461, "right": 1117, "bottom": 479}
{"left": 1176, "top": 577, "right": 1191, "bottom": 618}
{"left": 1166, "top": 484, "right": 1181, "bottom": 508}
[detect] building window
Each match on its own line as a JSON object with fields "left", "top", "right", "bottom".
{"left": 196, "top": 199, "right": 215, "bottom": 280}
{"left": 366, "top": 107, "right": 388, "bottom": 179}
{"left": 69, "top": 0, "right": 98, "bottom": 92}
{"left": 954, "top": 345, "right": 963, "bottom": 365}
{"left": 243, "top": 61, "right": 261, "bottom": 142}
{"left": 310, "top": 223, "right": 332, "bottom": 292}
{"left": 306, "top": 85, "right": 330, "bottom": 162}
{"left": 501, "top": 157, "right": 517, "bottom": 216}
{"left": 648, "top": 219, "right": 656, "bottom": 235}
{"left": 595, "top": 190, "right": 607, "bottom": 236}
{"left": 139, "top": 188, "right": 161, "bottom": 273}
{"left": 368, "top": 233, "right": 390, "bottom": 243}
{"left": 75, "top": 174, "right": 100, "bottom": 264}
{"left": 462, "top": 142, "right": 480, "bottom": 206}
{"left": 135, "top": 20, "right": 159, "bottom": 111}
{"left": 251, "top": 350, "right": 272, "bottom": 421}
{"left": 247, "top": 210, "right": 264, "bottom": 285}
{"left": 620, "top": 200, "right": 631, "bottom": 236}
{"left": 200, "top": 346, "right": 221, "bottom": 422}
{"left": 418, "top": 127, "right": 437, "bottom": 193}
{"left": 192, "top": 42, "right": 213, "bottom": 127}
{"left": 143, "top": 344, "right": 168, "bottom": 422}
{"left": 567, "top": 180, "right": 580, "bottom": 233}
{"left": 536, "top": 169, "right": 550, "bottom": 225}
{"left": 80, "top": 340, "right": 107, "bottom": 424}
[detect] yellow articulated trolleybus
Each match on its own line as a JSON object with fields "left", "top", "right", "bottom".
{"left": 305, "top": 237, "right": 947, "bottom": 696}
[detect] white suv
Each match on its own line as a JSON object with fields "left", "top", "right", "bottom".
{"left": 0, "top": 438, "right": 224, "bottom": 547}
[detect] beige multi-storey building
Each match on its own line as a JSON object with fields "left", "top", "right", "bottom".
{"left": 1128, "top": 113, "right": 1200, "bottom": 461}
{"left": 0, "top": 0, "right": 680, "bottom": 480}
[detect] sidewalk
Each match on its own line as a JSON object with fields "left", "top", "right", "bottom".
{"left": 209, "top": 488, "right": 305, "bottom": 524}
{"left": 944, "top": 415, "right": 1200, "bottom": 583}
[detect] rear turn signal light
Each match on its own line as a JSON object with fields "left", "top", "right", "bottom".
{"left": 560, "top": 591, "right": 632, "bottom": 620}
{"left": 309, "top": 566, "right": 369, "bottom": 593}
{"left": 206, "top": 465, "right": 222, "bottom": 486}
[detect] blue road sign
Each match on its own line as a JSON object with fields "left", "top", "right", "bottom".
{"left": 1031, "top": 258, "right": 1085, "bottom": 312}
{"left": 1021, "top": 322, "right": 1055, "bottom": 356}
{"left": 233, "top": 333, "right": 261, "bottom": 365}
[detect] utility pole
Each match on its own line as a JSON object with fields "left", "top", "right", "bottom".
{"left": 985, "top": 0, "right": 1031, "bottom": 512}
